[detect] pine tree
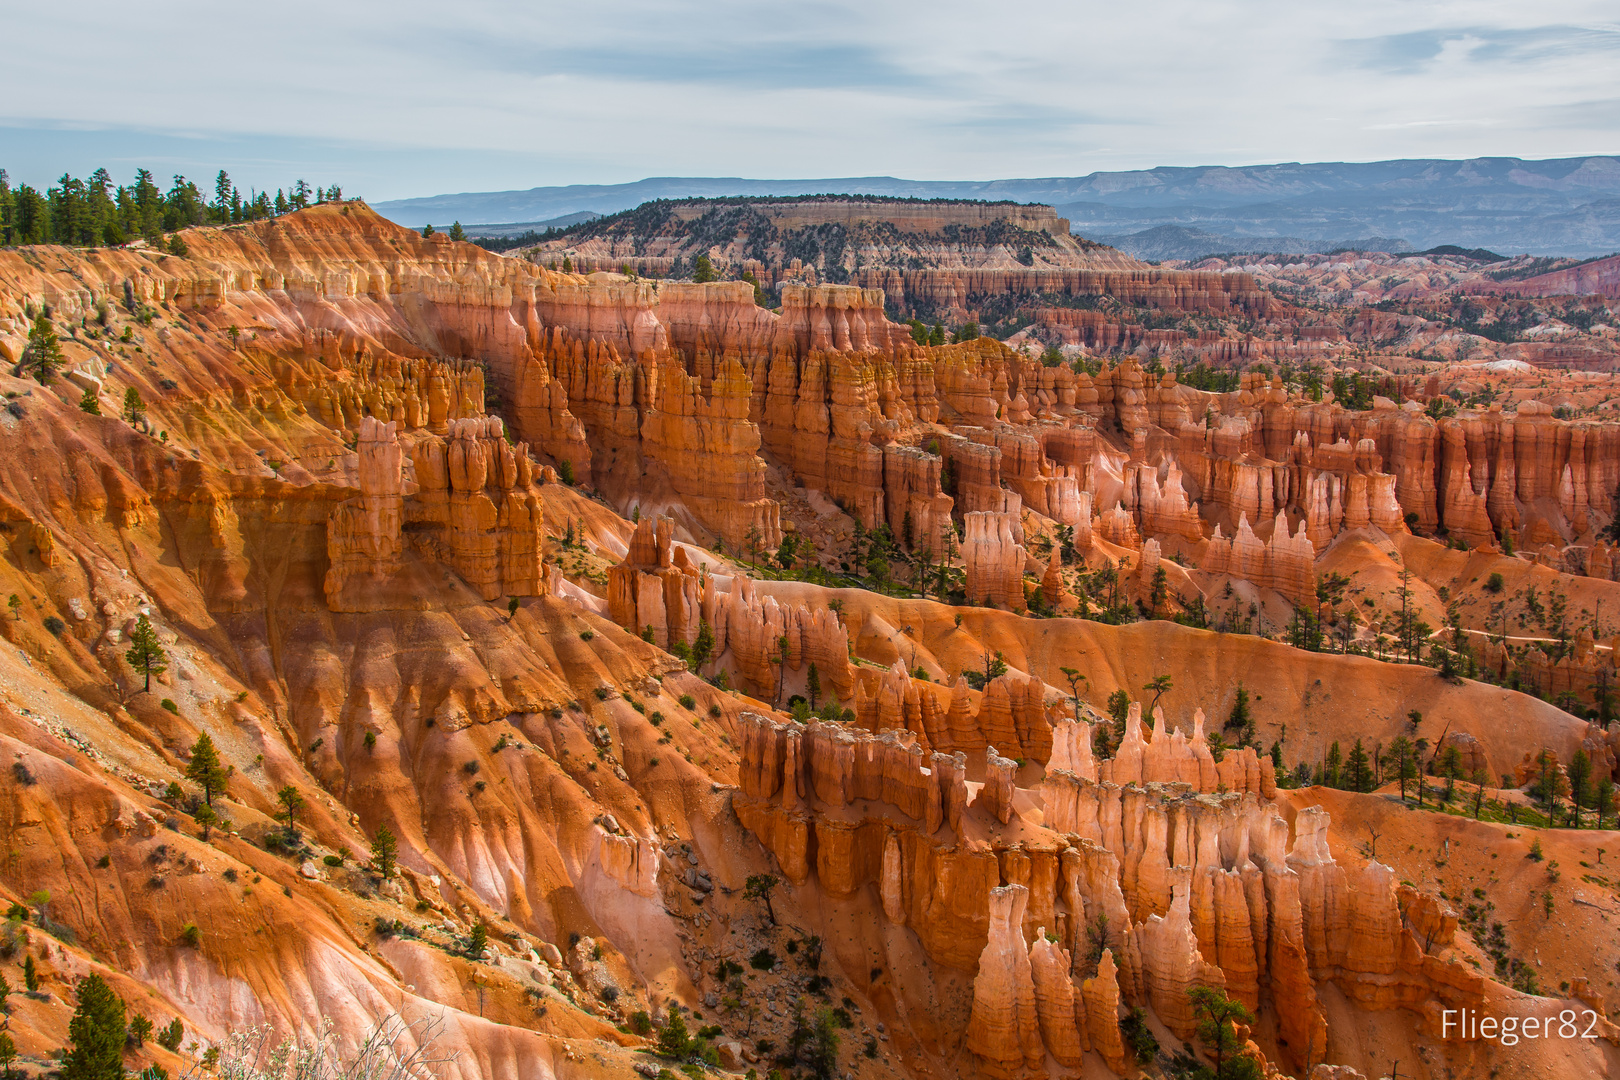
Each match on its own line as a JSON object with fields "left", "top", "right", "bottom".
{"left": 370, "top": 824, "right": 398, "bottom": 878}
{"left": 21, "top": 315, "right": 63, "bottom": 385}
{"left": 0, "top": 1031, "right": 14, "bottom": 1080}
{"left": 690, "top": 619, "right": 715, "bottom": 672}
{"left": 1060, "top": 666, "right": 1087, "bottom": 721}
{"left": 212, "top": 171, "right": 234, "bottom": 223}
{"left": 1568, "top": 749, "right": 1593, "bottom": 827}
{"left": 1188, "top": 985, "right": 1258, "bottom": 1080}
{"left": 1440, "top": 744, "right": 1463, "bottom": 802}
{"left": 1226, "top": 682, "right": 1254, "bottom": 745}
{"left": 1149, "top": 565, "right": 1168, "bottom": 614}
{"left": 1345, "top": 738, "right": 1372, "bottom": 793}
{"left": 184, "top": 732, "right": 228, "bottom": 804}
{"left": 22, "top": 957, "right": 37, "bottom": 992}
{"left": 122, "top": 387, "right": 146, "bottom": 424}
{"left": 803, "top": 1006, "right": 842, "bottom": 1079}
{"left": 744, "top": 874, "right": 779, "bottom": 925}
{"left": 1322, "top": 741, "right": 1343, "bottom": 788}
{"left": 657, "top": 1008, "right": 693, "bottom": 1059}
{"left": 466, "top": 921, "right": 487, "bottom": 959}
{"left": 124, "top": 613, "right": 167, "bottom": 693}
{"left": 192, "top": 802, "right": 218, "bottom": 839}
{"left": 61, "top": 974, "right": 126, "bottom": 1080}
{"left": 1595, "top": 778, "right": 1615, "bottom": 829}
{"left": 155, "top": 1019, "right": 183, "bottom": 1051}
{"left": 1142, "top": 675, "right": 1172, "bottom": 722}
{"left": 1382, "top": 736, "right": 1417, "bottom": 801}
{"left": 448, "top": 221, "right": 466, "bottom": 242}
{"left": 806, "top": 662, "right": 821, "bottom": 709}
{"left": 276, "top": 786, "right": 306, "bottom": 838}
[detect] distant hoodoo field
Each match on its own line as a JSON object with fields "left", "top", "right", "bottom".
{"left": 0, "top": 195, "right": 1616, "bottom": 1080}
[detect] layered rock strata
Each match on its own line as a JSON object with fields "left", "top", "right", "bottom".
{"left": 963, "top": 511, "right": 1028, "bottom": 610}
{"left": 733, "top": 708, "right": 1485, "bottom": 1075}
{"left": 326, "top": 415, "right": 554, "bottom": 607}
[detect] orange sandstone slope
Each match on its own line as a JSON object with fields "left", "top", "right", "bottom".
{"left": 0, "top": 204, "right": 1613, "bottom": 1080}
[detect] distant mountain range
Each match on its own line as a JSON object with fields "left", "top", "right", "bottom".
{"left": 1087, "top": 225, "right": 1418, "bottom": 262}
{"left": 374, "top": 157, "right": 1620, "bottom": 257}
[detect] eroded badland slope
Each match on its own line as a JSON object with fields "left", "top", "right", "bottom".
{"left": 0, "top": 203, "right": 1615, "bottom": 1080}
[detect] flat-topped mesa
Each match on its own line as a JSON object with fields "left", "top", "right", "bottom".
{"left": 963, "top": 510, "right": 1028, "bottom": 610}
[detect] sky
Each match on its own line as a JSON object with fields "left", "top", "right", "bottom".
{"left": 1, "top": 0, "right": 1617, "bottom": 202}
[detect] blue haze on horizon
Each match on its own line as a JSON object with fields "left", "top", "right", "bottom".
{"left": 0, "top": 1, "right": 1615, "bottom": 205}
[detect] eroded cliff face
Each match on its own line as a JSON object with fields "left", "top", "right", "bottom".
{"left": 730, "top": 706, "right": 1500, "bottom": 1076}
{"left": 0, "top": 206, "right": 1616, "bottom": 1080}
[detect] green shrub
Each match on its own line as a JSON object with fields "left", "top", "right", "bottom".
{"left": 160, "top": 699, "right": 178, "bottom": 714}
{"left": 155, "top": 1018, "right": 183, "bottom": 1051}
{"left": 679, "top": 694, "right": 696, "bottom": 710}
{"left": 749, "top": 948, "right": 776, "bottom": 971}
{"left": 1119, "top": 1006, "right": 1158, "bottom": 1063}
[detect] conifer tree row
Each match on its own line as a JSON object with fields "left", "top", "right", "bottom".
{"left": 0, "top": 168, "right": 348, "bottom": 247}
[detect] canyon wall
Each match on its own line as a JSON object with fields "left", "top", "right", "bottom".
{"left": 734, "top": 708, "right": 1486, "bottom": 1075}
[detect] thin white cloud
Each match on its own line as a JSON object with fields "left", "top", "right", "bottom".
{"left": 0, "top": 0, "right": 1615, "bottom": 199}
